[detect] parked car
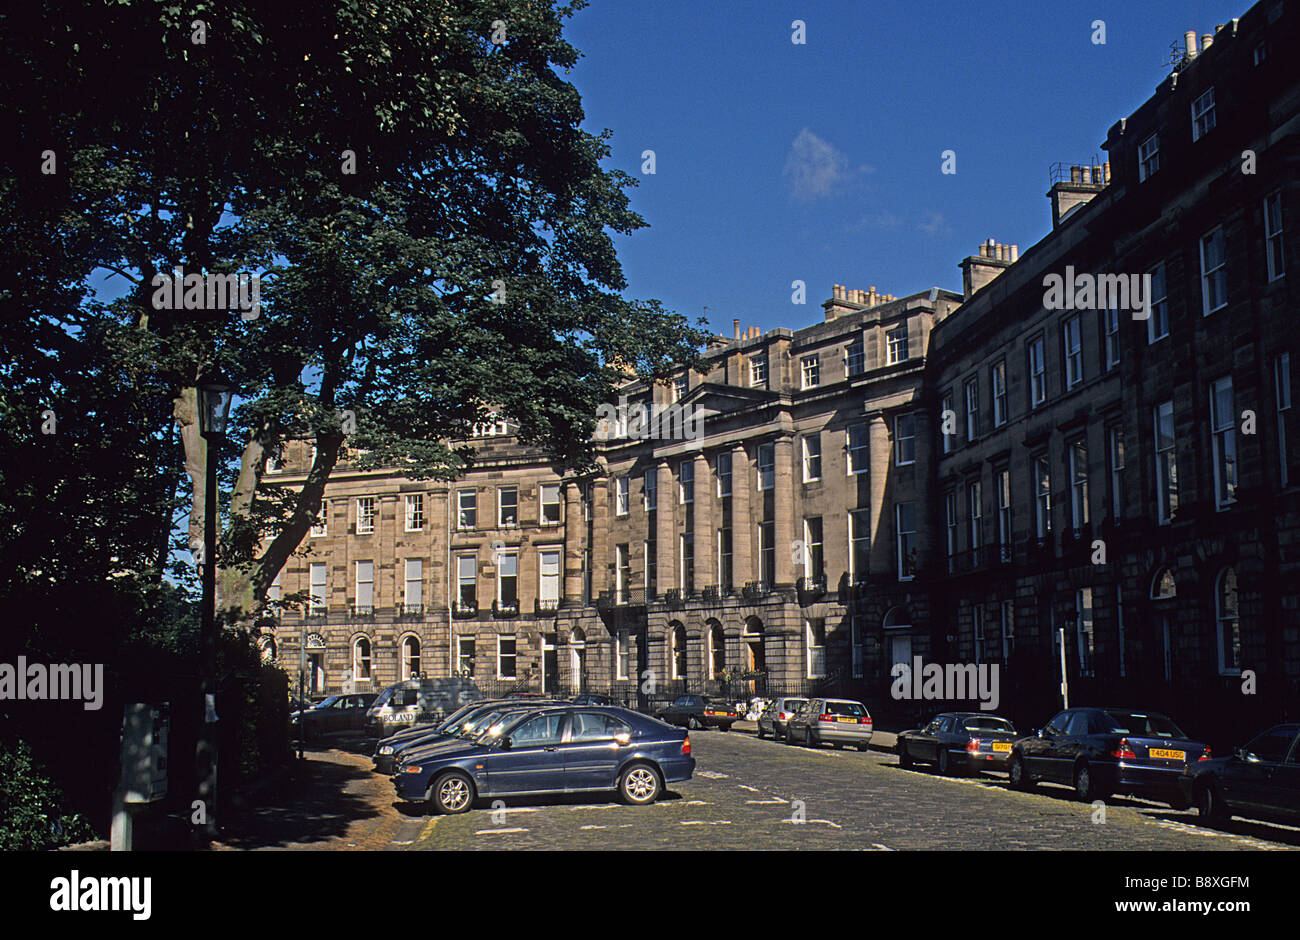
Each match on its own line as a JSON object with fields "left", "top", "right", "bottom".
{"left": 1008, "top": 707, "right": 1208, "bottom": 805}
{"left": 783, "top": 698, "right": 873, "bottom": 750}
{"left": 896, "top": 712, "right": 1019, "bottom": 775}
{"left": 290, "top": 693, "right": 378, "bottom": 740}
{"left": 384, "top": 701, "right": 566, "bottom": 774}
{"left": 756, "top": 697, "right": 808, "bottom": 740}
{"left": 655, "top": 694, "right": 739, "bottom": 731}
{"left": 393, "top": 706, "right": 694, "bottom": 813}
{"left": 364, "top": 677, "right": 482, "bottom": 736}
{"left": 570, "top": 693, "right": 615, "bottom": 706}
{"left": 373, "top": 699, "right": 518, "bottom": 774}
{"left": 1180, "top": 723, "right": 1300, "bottom": 825}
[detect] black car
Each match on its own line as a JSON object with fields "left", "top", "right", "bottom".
{"left": 897, "top": 712, "right": 1019, "bottom": 775}
{"left": 570, "top": 693, "right": 615, "bottom": 706}
{"left": 1180, "top": 723, "right": 1300, "bottom": 825}
{"left": 290, "top": 693, "right": 378, "bottom": 740}
{"left": 1008, "top": 706, "right": 1208, "bottom": 805}
{"left": 655, "top": 694, "right": 739, "bottom": 731}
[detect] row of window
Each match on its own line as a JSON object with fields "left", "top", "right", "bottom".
{"left": 736, "top": 323, "right": 911, "bottom": 393}
{"left": 307, "top": 486, "right": 567, "bottom": 537}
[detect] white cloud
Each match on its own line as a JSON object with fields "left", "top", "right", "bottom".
{"left": 783, "top": 128, "right": 868, "bottom": 201}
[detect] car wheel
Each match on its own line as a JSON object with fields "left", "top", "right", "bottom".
{"left": 1196, "top": 782, "right": 1228, "bottom": 824}
{"left": 857, "top": 743, "right": 870, "bottom": 752}
{"left": 832, "top": 742, "right": 844, "bottom": 750}
{"left": 1074, "top": 762, "right": 1097, "bottom": 802}
{"left": 429, "top": 771, "right": 475, "bottom": 815}
{"left": 782, "top": 728, "right": 793, "bottom": 745}
{"left": 937, "top": 748, "right": 950, "bottom": 776}
{"left": 757, "top": 725, "right": 767, "bottom": 739}
{"left": 1009, "top": 754, "right": 1034, "bottom": 791}
{"left": 898, "top": 743, "right": 914, "bottom": 769}
{"left": 719, "top": 723, "right": 731, "bottom": 733}
{"left": 805, "top": 730, "right": 817, "bottom": 749}
{"left": 619, "top": 763, "right": 663, "bottom": 805}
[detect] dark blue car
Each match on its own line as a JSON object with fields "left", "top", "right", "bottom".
{"left": 374, "top": 699, "right": 566, "bottom": 774}
{"left": 393, "top": 705, "right": 694, "bottom": 813}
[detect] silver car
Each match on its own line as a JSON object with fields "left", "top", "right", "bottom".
{"left": 784, "top": 698, "right": 874, "bottom": 750}
{"left": 757, "top": 697, "right": 808, "bottom": 740}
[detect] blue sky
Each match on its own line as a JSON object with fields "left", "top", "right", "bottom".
{"left": 564, "top": 0, "right": 1252, "bottom": 337}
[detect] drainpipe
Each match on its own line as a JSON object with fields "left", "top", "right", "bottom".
{"left": 447, "top": 485, "right": 453, "bottom": 678}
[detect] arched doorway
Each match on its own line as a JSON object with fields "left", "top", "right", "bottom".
{"left": 742, "top": 617, "right": 765, "bottom": 673}
{"left": 705, "top": 619, "right": 725, "bottom": 679}
{"left": 669, "top": 621, "right": 687, "bottom": 680}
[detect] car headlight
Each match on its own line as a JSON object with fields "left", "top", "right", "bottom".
{"left": 379, "top": 745, "right": 393, "bottom": 755}
{"left": 401, "top": 765, "right": 422, "bottom": 774}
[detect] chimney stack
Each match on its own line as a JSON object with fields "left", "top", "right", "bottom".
{"left": 1201, "top": 33, "right": 1213, "bottom": 50}
{"left": 1185, "top": 30, "right": 1199, "bottom": 59}
{"left": 960, "top": 239, "right": 1014, "bottom": 300}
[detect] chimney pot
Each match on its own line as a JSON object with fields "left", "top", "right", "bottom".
{"left": 1010, "top": 244, "right": 1019, "bottom": 262}
{"left": 733, "top": 318, "right": 741, "bottom": 339}
{"left": 1202, "top": 33, "right": 1213, "bottom": 49}
{"left": 1071, "top": 165, "right": 1081, "bottom": 182}
{"left": 1185, "top": 30, "right": 1199, "bottom": 58}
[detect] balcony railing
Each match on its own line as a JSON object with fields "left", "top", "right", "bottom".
{"left": 535, "top": 598, "right": 561, "bottom": 616}
{"left": 597, "top": 588, "right": 646, "bottom": 610}
{"left": 395, "top": 602, "right": 424, "bottom": 621}
{"left": 796, "top": 575, "right": 827, "bottom": 603}
{"left": 740, "top": 581, "right": 770, "bottom": 602}
{"left": 348, "top": 604, "right": 375, "bottom": 620}
{"left": 492, "top": 600, "right": 520, "bottom": 618}
{"left": 453, "top": 600, "right": 479, "bottom": 619}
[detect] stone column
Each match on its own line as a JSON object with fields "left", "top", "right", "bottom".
{"left": 655, "top": 460, "right": 674, "bottom": 596}
{"left": 562, "top": 481, "right": 583, "bottom": 606}
{"left": 590, "top": 468, "right": 610, "bottom": 599}
{"left": 693, "top": 451, "right": 712, "bottom": 593}
{"left": 773, "top": 436, "right": 796, "bottom": 588}
{"left": 868, "top": 412, "right": 892, "bottom": 574}
{"left": 730, "top": 444, "right": 752, "bottom": 588}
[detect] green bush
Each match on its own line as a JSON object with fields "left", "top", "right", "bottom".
{"left": 0, "top": 738, "right": 96, "bottom": 851}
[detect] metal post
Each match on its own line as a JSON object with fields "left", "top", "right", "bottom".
{"left": 298, "top": 625, "right": 306, "bottom": 761}
{"left": 1058, "top": 626, "right": 1069, "bottom": 709}
{"left": 197, "top": 432, "right": 219, "bottom": 842}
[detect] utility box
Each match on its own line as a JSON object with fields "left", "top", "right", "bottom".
{"left": 118, "top": 702, "right": 169, "bottom": 804}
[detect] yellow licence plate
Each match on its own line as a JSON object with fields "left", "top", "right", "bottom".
{"left": 837, "top": 717, "right": 857, "bottom": 723}
{"left": 991, "top": 742, "right": 1012, "bottom": 752}
{"left": 1149, "top": 748, "right": 1185, "bottom": 760}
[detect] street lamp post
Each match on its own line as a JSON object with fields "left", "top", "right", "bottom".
{"left": 197, "top": 374, "right": 234, "bottom": 845}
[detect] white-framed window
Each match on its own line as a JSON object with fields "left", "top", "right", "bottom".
{"left": 945, "top": 491, "right": 959, "bottom": 571}
{"left": 895, "top": 502, "right": 916, "bottom": 581}
{"left": 403, "top": 559, "right": 422, "bottom": 609}
{"left": 850, "top": 615, "right": 864, "bottom": 678}
{"left": 1137, "top": 133, "right": 1159, "bottom": 181}
{"left": 802, "top": 434, "right": 822, "bottom": 482}
{"left": 310, "top": 500, "right": 328, "bottom": 537}
{"left": 498, "top": 485, "right": 518, "bottom": 526}
{"left": 1216, "top": 567, "right": 1240, "bottom": 676}
{"left": 457, "top": 636, "right": 476, "bottom": 677}
{"left": 756, "top": 443, "right": 775, "bottom": 490}
{"left": 991, "top": 361, "right": 1007, "bottom": 427}
{"left": 886, "top": 324, "right": 909, "bottom": 364}
{"left": 1108, "top": 426, "right": 1125, "bottom": 522}
{"left": 1000, "top": 599, "right": 1015, "bottom": 662}
{"left": 356, "top": 496, "right": 376, "bottom": 534}
{"left": 615, "top": 630, "right": 630, "bottom": 681}
{"left": 404, "top": 493, "right": 425, "bottom": 531}
{"left": 800, "top": 354, "right": 820, "bottom": 389}
{"left": 678, "top": 459, "right": 694, "bottom": 504}
{"left": 614, "top": 544, "right": 629, "bottom": 604}
{"left": 673, "top": 374, "right": 689, "bottom": 402}
{"left": 1147, "top": 263, "right": 1169, "bottom": 343}
{"left": 1103, "top": 306, "right": 1120, "bottom": 370}
{"left": 644, "top": 469, "right": 657, "bottom": 511}
{"left": 353, "top": 636, "right": 372, "bottom": 681}
{"left": 401, "top": 635, "right": 421, "bottom": 680}
{"left": 894, "top": 414, "right": 916, "bottom": 465}
{"left": 354, "top": 561, "right": 374, "bottom": 612}
{"left": 968, "top": 480, "right": 983, "bottom": 550}
{"left": 847, "top": 424, "right": 869, "bottom": 474}
{"left": 1069, "top": 440, "right": 1089, "bottom": 532}
{"left": 1277, "top": 353, "right": 1292, "bottom": 487}
{"left": 1210, "top": 376, "right": 1237, "bottom": 508}
{"left": 1034, "top": 457, "right": 1052, "bottom": 538}
{"left": 715, "top": 452, "right": 732, "bottom": 497}
{"left": 1063, "top": 315, "right": 1083, "bottom": 389}
{"left": 456, "top": 554, "right": 477, "bottom": 609}
{"left": 940, "top": 392, "right": 955, "bottom": 454}
{"left": 1028, "top": 335, "right": 1047, "bottom": 407}
{"left": 457, "top": 489, "right": 477, "bottom": 529}
{"left": 309, "top": 562, "right": 327, "bottom": 613}
{"left": 678, "top": 534, "right": 694, "bottom": 592}
{"left": 497, "top": 634, "right": 518, "bottom": 680}
{"left": 1200, "top": 226, "right": 1228, "bottom": 314}
{"left": 1265, "top": 191, "right": 1285, "bottom": 281}
{"left": 964, "top": 377, "right": 979, "bottom": 441}
{"left": 1191, "top": 87, "right": 1216, "bottom": 141}
{"left": 805, "top": 619, "right": 826, "bottom": 678}
{"left": 471, "top": 414, "right": 511, "bottom": 438}
{"left": 849, "top": 508, "right": 870, "bottom": 580}
{"left": 759, "top": 521, "right": 775, "bottom": 585}
{"left": 615, "top": 476, "right": 630, "bottom": 516}
{"left": 540, "top": 483, "right": 562, "bottom": 525}
{"left": 1154, "top": 400, "right": 1178, "bottom": 524}
{"left": 1075, "top": 588, "right": 1094, "bottom": 678}
{"left": 539, "top": 548, "right": 561, "bottom": 607}
{"left": 749, "top": 353, "right": 768, "bottom": 389}
{"left": 643, "top": 539, "right": 654, "bottom": 595}
{"left": 973, "top": 604, "right": 985, "bottom": 666}
{"left": 996, "top": 468, "right": 1011, "bottom": 562}
{"left": 802, "top": 516, "right": 823, "bottom": 581}
{"left": 846, "top": 338, "right": 865, "bottom": 376}
{"left": 497, "top": 551, "right": 518, "bottom": 610}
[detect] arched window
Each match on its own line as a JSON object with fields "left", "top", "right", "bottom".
{"left": 401, "top": 635, "right": 421, "bottom": 680}
{"left": 1216, "top": 567, "right": 1240, "bottom": 676}
{"left": 1150, "top": 568, "right": 1177, "bottom": 599}
{"left": 670, "top": 622, "right": 687, "bottom": 679}
{"left": 353, "top": 636, "right": 372, "bottom": 681}
{"left": 705, "top": 620, "right": 725, "bottom": 679}
{"left": 883, "top": 606, "right": 911, "bottom": 628}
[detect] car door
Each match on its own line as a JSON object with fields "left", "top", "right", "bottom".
{"left": 1228, "top": 726, "right": 1296, "bottom": 817}
{"left": 1275, "top": 730, "right": 1300, "bottom": 822}
{"left": 915, "top": 716, "right": 943, "bottom": 760}
{"left": 1025, "top": 711, "right": 1069, "bottom": 779}
{"left": 483, "top": 711, "right": 570, "bottom": 795}
{"left": 562, "top": 711, "right": 634, "bottom": 792}
{"left": 1051, "top": 710, "right": 1092, "bottom": 783}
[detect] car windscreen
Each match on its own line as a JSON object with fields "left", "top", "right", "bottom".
{"left": 435, "top": 703, "right": 481, "bottom": 732}
{"left": 1103, "top": 711, "right": 1184, "bottom": 738}
{"left": 962, "top": 716, "right": 1015, "bottom": 733}
{"left": 313, "top": 696, "right": 341, "bottom": 709}
{"left": 823, "top": 701, "right": 866, "bottom": 717}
